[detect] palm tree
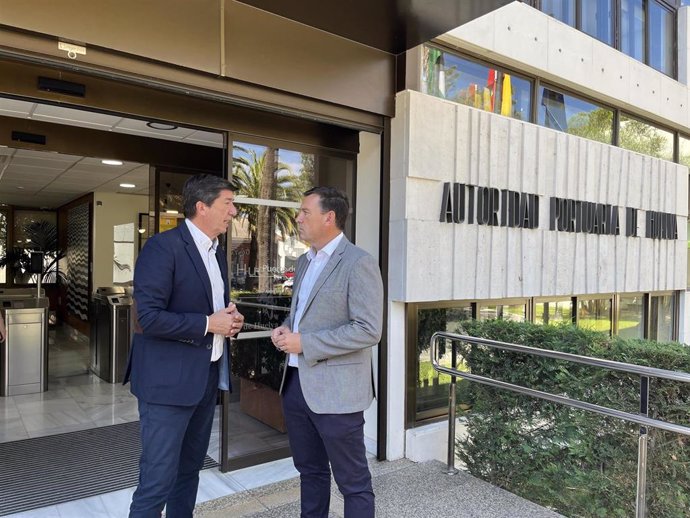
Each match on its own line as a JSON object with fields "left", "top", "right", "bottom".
{"left": 232, "top": 147, "right": 306, "bottom": 292}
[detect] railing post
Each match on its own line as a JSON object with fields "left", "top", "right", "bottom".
{"left": 446, "top": 339, "right": 459, "bottom": 475}
{"left": 636, "top": 376, "right": 649, "bottom": 518}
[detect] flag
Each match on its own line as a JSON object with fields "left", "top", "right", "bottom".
{"left": 500, "top": 74, "right": 512, "bottom": 116}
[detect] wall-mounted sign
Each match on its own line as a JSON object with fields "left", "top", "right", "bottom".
{"left": 440, "top": 182, "right": 677, "bottom": 240}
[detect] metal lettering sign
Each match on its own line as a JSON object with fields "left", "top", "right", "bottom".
{"left": 439, "top": 182, "right": 678, "bottom": 241}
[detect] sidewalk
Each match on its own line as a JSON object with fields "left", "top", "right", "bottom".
{"left": 193, "top": 459, "right": 565, "bottom": 517}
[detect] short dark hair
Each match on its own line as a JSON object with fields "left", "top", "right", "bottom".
{"left": 304, "top": 186, "right": 349, "bottom": 230}
{"left": 183, "top": 174, "right": 238, "bottom": 218}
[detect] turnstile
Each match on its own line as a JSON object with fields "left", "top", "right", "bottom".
{"left": 0, "top": 289, "right": 49, "bottom": 396}
{"left": 90, "top": 287, "right": 133, "bottom": 383}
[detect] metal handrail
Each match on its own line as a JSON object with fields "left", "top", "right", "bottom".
{"left": 430, "top": 331, "right": 690, "bottom": 518}
{"left": 233, "top": 300, "right": 290, "bottom": 312}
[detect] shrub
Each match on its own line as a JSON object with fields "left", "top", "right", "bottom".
{"left": 453, "top": 319, "right": 690, "bottom": 517}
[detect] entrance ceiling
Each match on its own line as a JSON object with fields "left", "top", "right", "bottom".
{"left": 236, "top": 0, "right": 516, "bottom": 54}
{"left": 0, "top": 98, "right": 223, "bottom": 208}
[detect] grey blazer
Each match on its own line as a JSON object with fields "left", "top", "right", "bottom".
{"left": 279, "top": 236, "right": 383, "bottom": 414}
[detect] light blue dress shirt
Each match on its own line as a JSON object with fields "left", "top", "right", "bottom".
{"left": 289, "top": 232, "right": 344, "bottom": 367}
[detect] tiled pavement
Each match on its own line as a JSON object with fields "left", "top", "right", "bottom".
{"left": 193, "top": 459, "right": 565, "bottom": 518}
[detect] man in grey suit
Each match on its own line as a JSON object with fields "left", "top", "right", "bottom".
{"left": 271, "top": 186, "right": 383, "bottom": 518}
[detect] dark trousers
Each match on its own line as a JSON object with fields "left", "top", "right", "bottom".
{"left": 282, "top": 367, "right": 374, "bottom": 518}
{"left": 129, "top": 361, "right": 219, "bottom": 518}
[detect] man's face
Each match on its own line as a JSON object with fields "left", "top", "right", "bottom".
{"left": 296, "top": 194, "right": 329, "bottom": 245}
{"left": 198, "top": 189, "right": 237, "bottom": 239}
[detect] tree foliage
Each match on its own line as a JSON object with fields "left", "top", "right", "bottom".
{"left": 232, "top": 148, "right": 302, "bottom": 292}
{"left": 454, "top": 319, "right": 690, "bottom": 517}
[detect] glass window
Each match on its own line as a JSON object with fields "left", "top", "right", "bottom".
{"left": 679, "top": 135, "right": 690, "bottom": 168}
{"left": 231, "top": 143, "right": 318, "bottom": 296}
{"left": 478, "top": 303, "right": 526, "bottom": 322}
{"left": 621, "top": 0, "right": 646, "bottom": 62}
{"left": 542, "top": 0, "right": 576, "bottom": 25}
{"left": 537, "top": 86, "right": 614, "bottom": 144}
{"left": 535, "top": 300, "right": 573, "bottom": 325}
{"left": 649, "top": 1, "right": 674, "bottom": 76}
{"left": 619, "top": 114, "right": 674, "bottom": 161}
{"left": 581, "top": 0, "right": 614, "bottom": 44}
{"left": 415, "top": 305, "right": 472, "bottom": 417}
{"left": 618, "top": 295, "right": 644, "bottom": 339}
{"left": 422, "top": 46, "right": 532, "bottom": 121}
{"left": 650, "top": 294, "right": 674, "bottom": 341}
{"left": 12, "top": 210, "right": 59, "bottom": 284}
{"left": 577, "top": 298, "right": 612, "bottom": 334}
{"left": 0, "top": 209, "right": 6, "bottom": 284}
{"left": 228, "top": 140, "right": 355, "bottom": 463}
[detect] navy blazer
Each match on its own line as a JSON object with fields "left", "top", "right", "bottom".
{"left": 124, "top": 222, "right": 231, "bottom": 406}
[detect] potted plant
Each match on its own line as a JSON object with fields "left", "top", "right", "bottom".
{"left": 0, "top": 220, "right": 65, "bottom": 285}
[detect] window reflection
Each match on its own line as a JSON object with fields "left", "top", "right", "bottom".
{"left": 618, "top": 296, "right": 644, "bottom": 339}
{"left": 650, "top": 294, "right": 674, "bottom": 342}
{"left": 679, "top": 135, "right": 690, "bottom": 169}
{"left": 535, "top": 300, "right": 573, "bottom": 326}
{"left": 542, "top": 0, "right": 576, "bottom": 24}
{"left": 619, "top": 114, "right": 674, "bottom": 161}
{"left": 538, "top": 86, "right": 613, "bottom": 144}
{"left": 577, "top": 298, "right": 612, "bottom": 334}
{"left": 231, "top": 143, "right": 313, "bottom": 296}
{"left": 649, "top": 1, "right": 674, "bottom": 76}
{"left": 478, "top": 303, "right": 526, "bottom": 322}
{"left": 581, "top": 0, "right": 614, "bottom": 44}
{"left": 621, "top": 0, "right": 646, "bottom": 62}
{"left": 416, "top": 306, "right": 472, "bottom": 416}
{"left": 422, "top": 46, "right": 532, "bottom": 121}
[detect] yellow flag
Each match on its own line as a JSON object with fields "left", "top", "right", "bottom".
{"left": 500, "top": 74, "right": 512, "bottom": 116}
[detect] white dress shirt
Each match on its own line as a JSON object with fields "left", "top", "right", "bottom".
{"left": 289, "top": 232, "right": 344, "bottom": 367}
{"left": 185, "top": 219, "right": 225, "bottom": 362}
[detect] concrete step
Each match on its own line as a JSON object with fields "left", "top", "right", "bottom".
{"left": 193, "top": 459, "right": 565, "bottom": 517}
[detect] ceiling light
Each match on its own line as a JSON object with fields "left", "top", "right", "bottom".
{"left": 138, "top": 228, "right": 146, "bottom": 234}
{"left": 165, "top": 209, "right": 179, "bottom": 214}
{"left": 146, "top": 122, "right": 178, "bottom": 131}
{"left": 102, "top": 159, "right": 123, "bottom": 166}
{"left": 16, "top": 186, "right": 24, "bottom": 189}
{"left": 119, "top": 183, "right": 136, "bottom": 188}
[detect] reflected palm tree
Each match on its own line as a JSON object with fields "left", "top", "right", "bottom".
{"left": 233, "top": 148, "right": 305, "bottom": 292}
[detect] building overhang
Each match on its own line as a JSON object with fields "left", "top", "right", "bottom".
{"left": 236, "top": 0, "right": 517, "bottom": 54}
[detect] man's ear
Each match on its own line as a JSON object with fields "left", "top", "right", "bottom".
{"left": 195, "top": 200, "right": 207, "bottom": 216}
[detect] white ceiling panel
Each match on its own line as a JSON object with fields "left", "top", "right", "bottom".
{"left": 185, "top": 130, "right": 224, "bottom": 147}
{"left": 0, "top": 98, "right": 34, "bottom": 119}
{"left": 32, "top": 104, "right": 122, "bottom": 130}
{"left": 9, "top": 158, "right": 76, "bottom": 171}
{"left": 14, "top": 149, "right": 83, "bottom": 162}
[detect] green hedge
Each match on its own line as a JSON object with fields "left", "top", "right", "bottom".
{"left": 452, "top": 319, "right": 690, "bottom": 517}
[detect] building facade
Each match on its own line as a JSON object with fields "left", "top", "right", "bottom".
{"left": 0, "top": 0, "right": 688, "bottom": 483}
{"left": 392, "top": 0, "right": 690, "bottom": 461}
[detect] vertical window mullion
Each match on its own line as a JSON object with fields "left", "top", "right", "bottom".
{"left": 645, "top": 0, "right": 650, "bottom": 66}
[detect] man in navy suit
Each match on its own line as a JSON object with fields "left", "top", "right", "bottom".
{"left": 125, "top": 174, "right": 244, "bottom": 518}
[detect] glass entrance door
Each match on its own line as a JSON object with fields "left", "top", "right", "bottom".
{"left": 219, "top": 139, "right": 355, "bottom": 471}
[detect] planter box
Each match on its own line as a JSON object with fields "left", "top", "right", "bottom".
{"left": 240, "top": 377, "right": 287, "bottom": 433}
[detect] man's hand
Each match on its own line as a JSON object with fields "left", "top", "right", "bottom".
{"left": 272, "top": 327, "right": 302, "bottom": 354}
{"left": 208, "top": 303, "right": 244, "bottom": 337}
